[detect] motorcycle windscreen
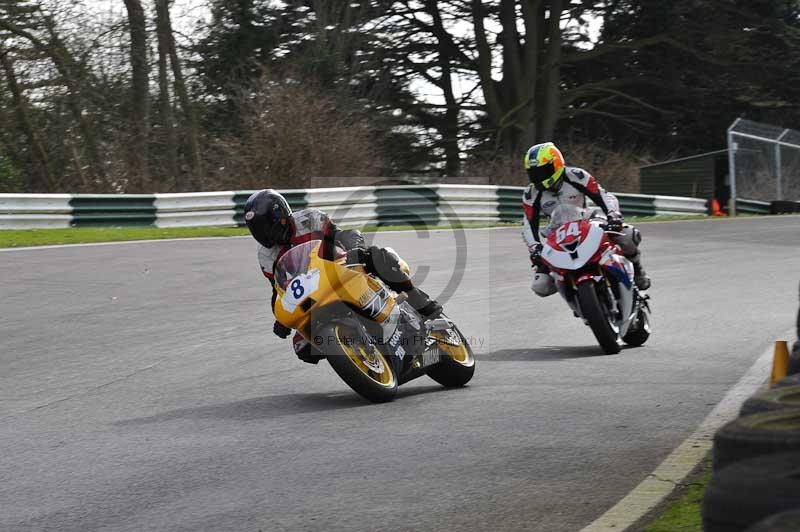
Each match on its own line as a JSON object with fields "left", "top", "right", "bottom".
{"left": 274, "top": 240, "right": 321, "bottom": 289}
{"left": 549, "top": 204, "right": 587, "bottom": 227}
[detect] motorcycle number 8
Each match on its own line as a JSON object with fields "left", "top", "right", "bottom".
{"left": 556, "top": 222, "right": 580, "bottom": 243}
{"left": 281, "top": 269, "right": 321, "bottom": 312}
{"left": 291, "top": 279, "right": 304, "bottom": 299}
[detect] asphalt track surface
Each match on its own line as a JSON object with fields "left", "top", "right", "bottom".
{"left": 2, "top": 216, "right": 799, "bottom": 532}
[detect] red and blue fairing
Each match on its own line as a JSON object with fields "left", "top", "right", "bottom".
{"left": 599, "top": 249, "right": 633, "bottom": 289}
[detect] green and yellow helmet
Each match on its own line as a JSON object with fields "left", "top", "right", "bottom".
{"left": 523, "top": 142, "right": 566, "bottom": 192}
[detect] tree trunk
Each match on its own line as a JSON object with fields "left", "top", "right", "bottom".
{"left": 519, "top": 0, "right": 541, "bottom": 148}
{"left": 539, "top": 0, "right": 563, "bottom": 141}
{"left": 124, "top": 0, "right": 150, "bottom": 189}
{"left": 0, "top": 46, "right": 56, "bottom": 191}
{"left": 154, "top": 0, "right": 179, "bottom": 189}
{"left": 4, "top": 13, "right": 109, "bottom": 188}
{"left": 160, "top": 0, "right": 201, "bottom": 187}
{"left": 471, "top": 0, "right": 503, "bottom": 135}
{"left": 498, "top": 0, "right": 530, "bottom": 155}
{"left": 427, "top": 0, "right": 460, "bottom": 176}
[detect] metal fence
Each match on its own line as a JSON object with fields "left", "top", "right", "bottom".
{"left": 728, "top": 119, "right": 800, "bottom": 213}
{"left": 0, "top": 187, "right": 710, "bottom": 229}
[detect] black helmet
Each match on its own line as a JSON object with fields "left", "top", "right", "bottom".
{"left": 243, "top": 189, "right": 293, "bottom": 248}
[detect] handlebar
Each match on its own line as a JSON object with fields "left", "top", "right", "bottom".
{"left": 596, "top": 220, "right": 623, "bottom": 234}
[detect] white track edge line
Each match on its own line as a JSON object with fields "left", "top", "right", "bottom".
{"left": 581, "top": 328, "right": 797, "bottom": 532}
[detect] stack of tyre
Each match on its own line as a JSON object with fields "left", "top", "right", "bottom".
{"left": 703, "top": 287, "right": 800, "bottom": 532}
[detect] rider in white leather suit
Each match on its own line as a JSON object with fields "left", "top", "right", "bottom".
{"left": 521, "top": 142, "right": 651, "bottom": 296}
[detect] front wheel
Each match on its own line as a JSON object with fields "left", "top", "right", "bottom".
{"left": 426, "top": 328, "right": 475, "bottom": 387}
{"left": 576, "top": 282, "right": 621, "bottom": 355}
{"left": 321, "top": 324, "right": 398, "bottom": 403}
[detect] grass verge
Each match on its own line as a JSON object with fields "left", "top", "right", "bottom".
{"left": 0, "top": 226, "right": 251, "bottom": 248}
{"left": 643, "top": 457, "right": 710, "bottom": 532}
{"left": 0, "top": 221, "right": 520, "bottom": 248}
{"left": 0, "top": 214, "right": 756, "bottom": 248}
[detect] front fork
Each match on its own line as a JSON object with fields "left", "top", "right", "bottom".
{"left": 558, "top": 267, "right": 618, "bottom": 321}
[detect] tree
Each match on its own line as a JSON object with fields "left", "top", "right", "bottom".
{"left": 568, "top": 0, "right": 800, "bottom": 155}
{"left": 0, "top": 0, "right": 110, "bottom": 190}
{"left": 155, "top": 0, "right": 201, "bottom": 188}
{"left": 194, "top": 0, "right": 424, "bottom": 177}
{"left": 0, "top": 42, "right": 56, "bottom": 190}
{"left": 123, "top": 0, "right": 150, "bottom": 187}
{"left": 1, "top": 0, "right": 797, "bottom": 191}
{"left": 377, "top": 1, "right": 590, "bottom": 170}
{"left": 154, "top": 0, "right": 179, "bottom": 182}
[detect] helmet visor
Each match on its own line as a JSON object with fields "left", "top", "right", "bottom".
{"left": 528, "top": 162, "right": 558, "bottom": 189}
{"left": 246, "top": 213, "right": 290, "bottom": 248}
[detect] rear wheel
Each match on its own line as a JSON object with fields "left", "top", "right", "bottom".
{"left": 321, "top": 324, "right": 398, "bottom": 403}
{"left": 577, "top": 282, "right": 621, "bottom": 355}
{"left": 426, "top": 328, "right": 475, "bottom": 387}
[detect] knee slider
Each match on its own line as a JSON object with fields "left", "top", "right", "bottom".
{"left": 531, "top": 272, "right": 557, "bottom": 297}
{"left": 631, "top": 227, "right": 642, "bottom": 245}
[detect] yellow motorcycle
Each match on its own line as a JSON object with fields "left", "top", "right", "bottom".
{"left": 273, "top": 239, "right": 475, "bottom": 402}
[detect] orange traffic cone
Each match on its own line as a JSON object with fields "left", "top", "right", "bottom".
{"left": 770, "top": 340, "right": 790, "bottom": 387}
{"left": 711, "top": 198, "right": 727, "bottom": 217}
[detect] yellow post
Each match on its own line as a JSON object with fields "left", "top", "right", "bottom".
{"left": 770, "top": 340, "right": 790, "bottom": 387}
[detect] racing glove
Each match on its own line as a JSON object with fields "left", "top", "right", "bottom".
{"left": 606, "top": 211, "right": 624, "bottom": 232}
{"left": 273, "top": 320, "right": 292, "bottom": 339}
{"left": 345, "top": 247, "right": 369, "bottom": 266}
{"left": 529, "top": 243, "right": 543, "bottom": 267}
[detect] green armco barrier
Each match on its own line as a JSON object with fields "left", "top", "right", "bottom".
{"left": 0, "top": 187, "right": 726, "bottom": 230}
{"left": 69, "top": 195, "right": 156, "bottom": 226}
{"left": 736, "top": 198, "right": 772, "bottom": 215}
{"left": 374, "top": 186, "right": 439, "bottom": 226}
{"left": 497, "top": 187, "right": 523, "bottom": 223}
{"left": 496, "top": 189, "right": 665, "bottom": 221}
{"left": 616, "top": 195, "right": 657, "bottom": 216}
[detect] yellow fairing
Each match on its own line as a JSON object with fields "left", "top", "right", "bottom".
{"left": 273, "top": 242, "right": 396, "bottom": 338}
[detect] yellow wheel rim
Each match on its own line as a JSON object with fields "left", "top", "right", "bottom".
{"left": 335, "top": 326, "right": 395, "bottom": 387}
{"left": 431, "top": 331, "right": 473, "bottom": 366}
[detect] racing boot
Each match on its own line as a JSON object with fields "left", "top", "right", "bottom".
{"left": 364, "top": 245, "right": 443, "bottom": 318}
{"left": 629, "top": 252, "right": 651, "bottom": 291}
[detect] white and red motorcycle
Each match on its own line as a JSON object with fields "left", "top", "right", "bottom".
{"left": 539, "top": 205, "right": 651, "bottom": 354}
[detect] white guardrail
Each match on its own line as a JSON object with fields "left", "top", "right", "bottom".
{"left": 0, "top": 185, "right": 713, "bottom": 230}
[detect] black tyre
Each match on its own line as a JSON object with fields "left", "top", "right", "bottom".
{"left": 774, "top": 373, "right": 800, "bottom": 388}
{"left": 702, "top": 451, "right": 800, "bottom": 532}
{"left": 786, "top": 341, "right": 800, "bottom": 375}
{"left": 576, "top": 282, "right": 621, "bottom": 354}
{"left": 713, "top": 410, "right": 800, "bottom": 471}
{"left": 739, "top": 385, "right": 800, "bottom": 416}
{"left": 426, "top": 328, "right": 475, "bottom": 388}
{"left": 622, "top": 308, "right": 650, "bottom": 347}
{"left": 320, "top": 324, "right": 398, "bottom": 403}
{"left": 745, "top": 510, "right": 800, "bottom": 532}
